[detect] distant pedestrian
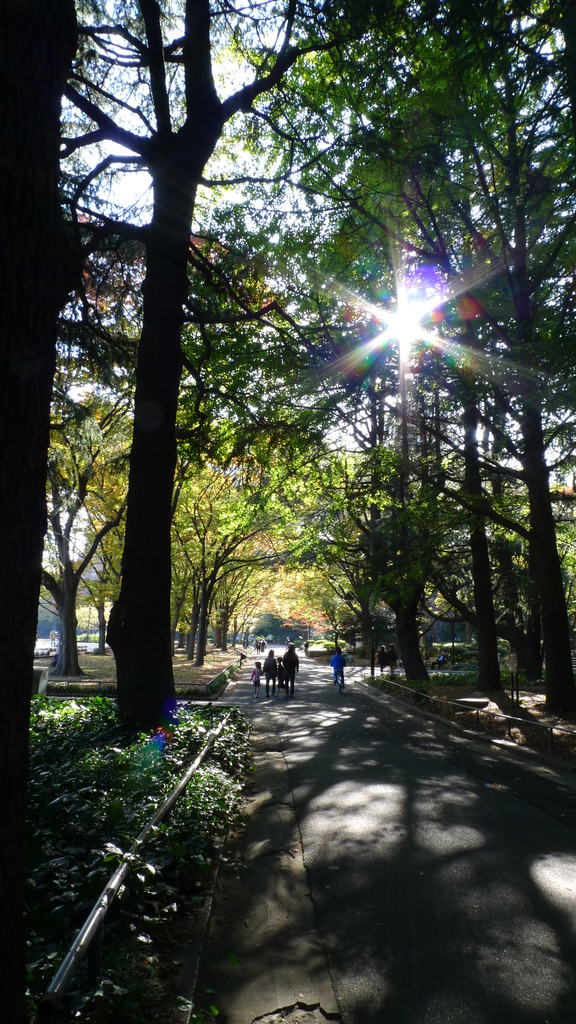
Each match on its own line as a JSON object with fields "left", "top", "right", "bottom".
{"left": 282, "top": 643, "right": 299, "bottom": 698}
{"left": 377, "top": 645, "right": 389, "bottom": 674}
{"left": 330, "top": 647, "right": 345, "bottom": 690}
{"left": 50, "top": 629, "right": 57, "bottom": 649}
{"left": 388, "top": 645, "right": 398, "bottom": 674}
{"left": 277, "top": 656, "right": 286, "bottom": 690}
{"left": 251, "top": 661, "right": 262, "bottom": 698}
{"left": 263, "top": 649, "right": 278, "bottom": 697}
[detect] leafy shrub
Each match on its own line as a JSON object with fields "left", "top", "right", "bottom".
{"left": 25, "top": 698, "right": 250, "bottom": 1013}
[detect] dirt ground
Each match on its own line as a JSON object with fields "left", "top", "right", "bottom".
{"left": 36, "top": 646, "right": 243, "bottom": 695}
{"left": 386, "top": 678, "right": 576, "bottom": 765}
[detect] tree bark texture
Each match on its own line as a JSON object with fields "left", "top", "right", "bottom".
{"left": 463, "top": 400, "right": 501, "bottom": 690}
{"left": 187, "top": 588, "right": 200, "bottom": 661}
{"left": 493, "top": 537, "right": 543, "bottom": 680}
{"left": 521, "top": 403, "right": 576, "bottom": 711}
{"left": 392, "top": 591, "right": 429, "bottom": 682}
{"left": 195, "top": 570, "right": 213, "bottom": 667}
{"left": 107, "top": 171, "right": 196, "bottom": 725}
{"left": 97, "top": 602, "right": 107, "bottom": 654}
{"left": 0, "top": 3, "right": 77, "bottom": 1021}
{"left": 561, "top": 0, "right": 576, "bottom": 149}
{"left": 52, "top": 566, "right": 82, "bottom": 677}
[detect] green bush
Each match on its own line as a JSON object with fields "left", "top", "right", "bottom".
{"left": 26, "top": 699, "right": 250, "bottom": 1015}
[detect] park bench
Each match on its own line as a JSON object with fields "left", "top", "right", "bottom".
{"left": 453, "top": 696, "right": 490, "bottom": 710}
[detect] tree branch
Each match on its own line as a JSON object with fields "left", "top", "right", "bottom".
{"left": 65, "top": 82, "right": 149, "bottom": 156}
{"left": 139, "top": 0, "right": 172, "bottom": 134}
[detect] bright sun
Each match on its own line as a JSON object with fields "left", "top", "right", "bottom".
{"left": 382, "top": 296, "right": 427, "bottom": 362}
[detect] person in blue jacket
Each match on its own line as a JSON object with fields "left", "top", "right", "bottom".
{"left": 330, "top": 647, "right": 345, "bottom": 690}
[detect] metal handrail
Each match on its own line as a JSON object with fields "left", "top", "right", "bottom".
{"left": 367, "top": 675, "right": 576, "bottom": 751}
{"left": 39, "top": 711, "right": 231, "bottom": 1016}
{"left": 206, "top": 656, "right": 243, "bottom": 693}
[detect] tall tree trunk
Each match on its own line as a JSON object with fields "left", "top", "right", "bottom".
{"left": 52, "top": 567, "right": 82, "bottom": 676}
{"left": 463, "top": 400, "right": 501, "bottom": 690}
{"left": 515, "top": 622, "right": 542, "bottom": 681}
{"left": 0, "top": 4, "right": 77, "bottom": 1022}
{"left": 561, "top": 0, "right": 576, "bottom": 147}
{"left": 195, "top": 572, "right": 209, "bottom": 667}
{"left": 221, "top": 609, "right": 229, "bottom": 651}
{"left": 108, "top": 171, "right": 195, "bottom": 725}
{"left": 43, "top": 564, "right": 83, "bottom": 676}
{"left": 186, "top": 587, "right": 200, "bottom": 661}
{"left": 97, "top": 601, "right": 107, "bottom": 655}
{"left": 505, "top": 95, "right": 576, "bottom": 710}
{"left": 521, "top": 402, "right": 576, "bottom": 711}
{"left": 391, "top": 592, "right": 429, "bottom": 682}
{"left": 106, "top": 0, "right": 226, "bottom": 725}
{"left": 493, "top": 536, "right": 542, "bottom": 681}
{"left": 171, "top": 587, "right": 187, "bottom": 649}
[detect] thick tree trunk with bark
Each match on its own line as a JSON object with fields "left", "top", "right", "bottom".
{"left": 463, "top": 401, "right": 501, "bottom": 690}
{"left": 0, "top": 4, "right": 77, "bottom": 1021}
{"left": 171, "top": 586, "right": 188, "bottom": 648}
{"left": 196, "top": 579, "right": 215, "bottom": 667}
{"left": 515, "top": 623, "right": 542, "bottom": 681}
{"left": 107, "top": 172, "right": 195, "bottom": 725}
{"left": 43, "top": 565, "right": 83, "bottom": 676}
{"left": 561, "top": 0, "right": 576, "bottom": 147}
{"left": 52, "top": 567, "right": 82, "bottom": 676}
{"left": 521, "top": 402, "right": 576, "bottom": 711}
{"left": 194, "top": 571, "right": 209, "bottom": 667}
{"left": 493, "top": 536, "right": 543, "bottom": 680}
{"left": 391, "top": 592, "right": 429, "bottom": 682}
{"left": 221, "top": 610, "right": 230, "bottom": 650}
{"left": 187, "top": 589, "right": 201, "bottom": 662}
{"left": 97, "top": 602, "right": 107, "bottom": 654}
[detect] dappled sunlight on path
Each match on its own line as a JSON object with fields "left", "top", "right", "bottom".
{"left": 201, "top": 651, "right": 576, "bottom": 1024}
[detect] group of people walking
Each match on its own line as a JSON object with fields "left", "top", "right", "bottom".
{"left": 248, "top": 640, "right": 400, "bottom": 700}
{"left": 251, "top": 644, "right": 300, "bottom": 699}
{"left": 376, "top": 644, "right": 398, "bottom": 674}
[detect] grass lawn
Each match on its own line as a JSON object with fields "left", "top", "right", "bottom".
{"left": 37, "top": 646, "right": 244, "bottom": 696}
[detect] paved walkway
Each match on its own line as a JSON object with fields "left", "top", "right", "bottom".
{"left": 191, "top": 654, "right": 346, "bottom": 1024}
{"left": 188, "top": 652, "right": 576, "bottom": 1024}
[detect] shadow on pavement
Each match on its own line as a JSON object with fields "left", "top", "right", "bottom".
{"left": 193, "top": 654, "right": 576, "bottom": 1024}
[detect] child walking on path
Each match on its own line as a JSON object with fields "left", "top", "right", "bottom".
{"left": 251, "top": 661, "right": 262, "bottom": 698}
